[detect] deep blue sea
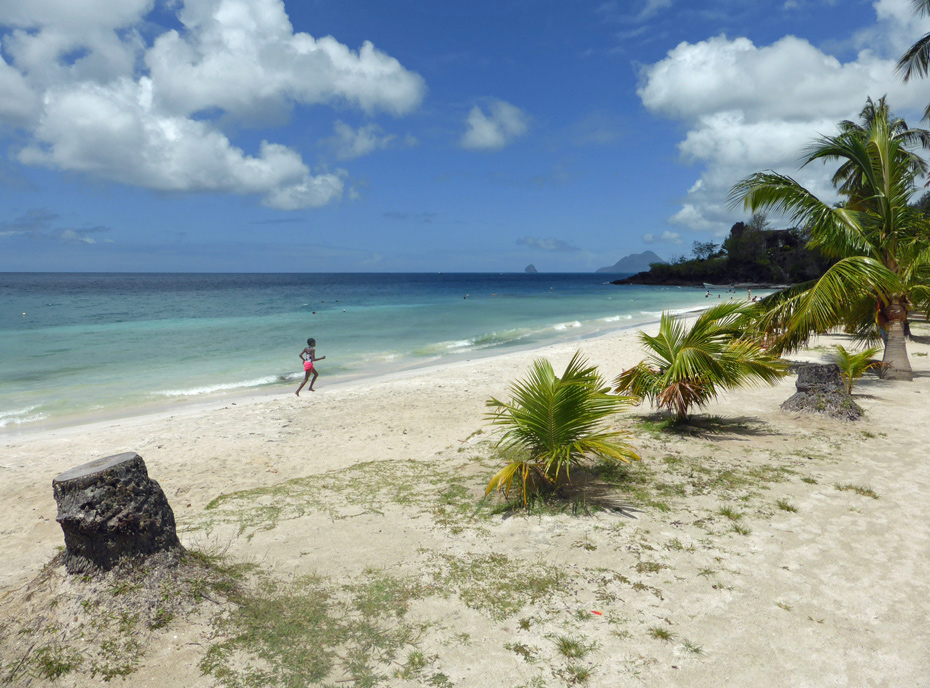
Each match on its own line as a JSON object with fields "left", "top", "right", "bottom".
{"left": 0, "top": 273, "right": 718, "bottom": 429}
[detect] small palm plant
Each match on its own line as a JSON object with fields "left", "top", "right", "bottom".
{"left": 485, "top": 351, "right": 639, "bottom": 506}
{"left": 614, "top": 302, "right": 787, "bottom": 422}
{"left": 832, "top": 344, "right": 881, "bottom": 394}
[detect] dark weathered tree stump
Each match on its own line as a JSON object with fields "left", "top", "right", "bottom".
{"left": 53, "top": 452, "right": 184, "bottom": 574}
{"left": 781, "top": 363, "right": 863, "bottom": 421}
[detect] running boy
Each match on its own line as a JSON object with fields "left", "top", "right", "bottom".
{"left": 296, "top": 338, "right": 325, "bottom": 395}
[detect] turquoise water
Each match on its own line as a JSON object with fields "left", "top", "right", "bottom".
{"left": 0, "top": 273, "right": 721, "bottom": 429}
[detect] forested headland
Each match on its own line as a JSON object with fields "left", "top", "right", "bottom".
{"left": 614, "top": 214, "right": 834, "bottom": 287}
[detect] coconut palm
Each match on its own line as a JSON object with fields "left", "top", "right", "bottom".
{"left": 613, "top": 302, "right": 787, "bottom": 422}
{"left": 730, "top": 103, "right": 930, "bottom": 380}
{"left": 833, "top": 97, "right": 930, "bottom": 195}
{"left": 832, "top": 344, "right": 881, "bottom": 394}
{"left": 485, "top": 351, "right": 639, "bottom": 506}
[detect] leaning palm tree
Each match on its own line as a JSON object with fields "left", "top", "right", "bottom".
{"left": 730, "top": 103, "right": 930, "bottom": 380}
{"left": 485, "top": 351, "right": 639, "bottom": 506}
{"left": 614, "top": 302, "right": 787, "bottom": 422}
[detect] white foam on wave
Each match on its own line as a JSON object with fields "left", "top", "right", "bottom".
{"left": 640, "top": 307, "right": 700, "bottom": 319}
{"left": 445, "top": 340, "right": 474, "bottom": 350}
{"left": 553, "top": 321, "right": 582, "bottom": 331}
{"left": 599, "top": 315, "right": 633, "bottom": 323}
{"left": 0, "top": 405, "right": 49, "bottom": 428}
{"left": 413, "top": 328, "right": 535, "bottom": 357}
{"left": 156, "top": 375, "right": 280, "bottom": 398}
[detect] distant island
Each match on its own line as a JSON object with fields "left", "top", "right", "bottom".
{"left": 613, "top": 220, "right": 831, "bottom": 287}
{"left": 525, "top": 264, "right": 538, "bottom": 274}
{"left": 595, "top": 251, "right": 665, "bottom": 274}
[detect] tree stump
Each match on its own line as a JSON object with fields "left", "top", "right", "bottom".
{"left": 52, "top": 452, "right": 184, "bottom": 574}
{"left": 781, "top": 363, "right": 863, "bottom": 421}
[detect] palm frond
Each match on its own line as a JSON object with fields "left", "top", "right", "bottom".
{"left": 898, "top": 31, "right": 930, "bottom": 82}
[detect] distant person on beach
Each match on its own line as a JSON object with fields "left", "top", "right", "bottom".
{"left": 296, "top": 338, "right": 325, "bottom": 396}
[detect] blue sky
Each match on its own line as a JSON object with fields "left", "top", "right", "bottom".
{"left": 1, "top": 0, "right": 929, "bottom": 272}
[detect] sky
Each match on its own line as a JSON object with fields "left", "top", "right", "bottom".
{"left": 1, "top": 0, "right": 930, "bottom": 272}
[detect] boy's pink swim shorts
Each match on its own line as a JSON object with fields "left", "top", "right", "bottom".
{"left": 304, "top": 360, "right": 314, "bottom": 372}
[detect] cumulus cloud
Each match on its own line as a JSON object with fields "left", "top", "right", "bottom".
{"left": 642, "top": 231, "right": 682, "bottom": 244}
{"left": 0, "top": 0, "right": 426, "bottom": 210}
{"left": 517, "top": 237, "right": 580, "bottom": 252}
{"left": 638, "top": 3, "right": 930, "bottom": 235}
{"left": 145, "top": 0, "right": 424, "bottom": 120}
{"left": 324, "top": 121, "right": 398, "bottom": 160}
{"left": 461, "top": 99, "right": 529, "bottom": 150}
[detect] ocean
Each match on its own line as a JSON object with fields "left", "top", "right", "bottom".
{"left": 0, "top": 273, "right": 720, "bottom": 430}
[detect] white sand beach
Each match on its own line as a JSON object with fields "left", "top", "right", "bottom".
{"left": 2, "top": 323, "right": 929, "bottom": 687}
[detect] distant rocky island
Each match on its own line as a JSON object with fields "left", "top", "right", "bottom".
{"left": 595, "top": 251, "right": 665, "bottom": 274}
{"left": 525, "top": 264, "right": 538, "bottom": 274}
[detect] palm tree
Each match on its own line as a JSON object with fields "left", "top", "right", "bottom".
{"left": 832, "top": 344, "right": 881, "bottom": 394}
{"left": 613, "top": 302, "right": 787, "bottom": 422}
{"left": 833, "top": 97, "right": 930, "bottom": 194}
{"left": 485, "top": 351, "right": 639, "bottom": 506}
{"left": 897, "top": 1, "right": 930, "bottom": 118}
{"left": 730, "top": 102, "right": 930, "bottom": 380}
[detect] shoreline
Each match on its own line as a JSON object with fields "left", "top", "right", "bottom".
{"left": 1, "top": 308, "right": 701, "bottom": 439}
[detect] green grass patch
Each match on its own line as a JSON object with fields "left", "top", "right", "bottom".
{"left": 634, "top": 561, "right": 665, "bottom": 575}
{"left": 27, "top": 645, "right": 84, "bottom": 681}
{"left": 718, "top": 505, "right": 743, "bottom": 521}
{"left": 2, "top": 548, "right": 250, "bottom": 686}
{"left": 506, "top": 642, "right": 538, "bottom": 661}
{"left": 648, "top": 626, "right": 674, "bottom": 641}
{"left": 835, "top": 483, "right": 879, "bottom": 499}
{"left": 202, "top": 568, "right": 429, "bottom": 687}
{"left": 681, "top": 639, "right": 704, "bottom": 655}
{"left": 422, "top": 552, "right": 565, "bottom": 621}
{"left": 775, "top": 499, "right": 798, "bottom": 512}
{"left": 197, "top": 456, "right": 495, "bottom": 536}
{"left": 554, "top": 635, "right": 597, "bottom": 659}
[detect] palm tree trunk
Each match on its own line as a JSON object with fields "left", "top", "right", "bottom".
{"left": 881, "top": 297, "right": 913, "bottom": 381}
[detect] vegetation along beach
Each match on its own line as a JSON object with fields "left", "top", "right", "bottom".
{"left": 4, "top": 1, "right": 930, "bottom": 687}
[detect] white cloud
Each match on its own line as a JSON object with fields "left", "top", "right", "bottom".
{"left": 643, "top": 231, "right": 682, "bottom": 244}
{"left": 0, "top": 49, "right": 41, "bottom": 126}
{"left": 638, "top": 0, "right": 674, "bottom": 21}
{"left": 0, "top": 0, "right": 426, "bottom": 210}
{"left": 0, "top": 208, "right": 110, "bottom": 243}
{"left": 460, "top": 99, "right": 529, "bottom": 150}
{"left": 18, "top": 78, "right": 345, "bottom": 210}
{"left": 517, "top": 237, "right": 580, "bottom": 252}
{"left": 638, "top": 12, "right": 930, "bottom": 235}
{"left": 146, "top": 0, "right": 425, "bottom": 120}
{"left": 324, "top": 121, "right": 398, "bottom": 160}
